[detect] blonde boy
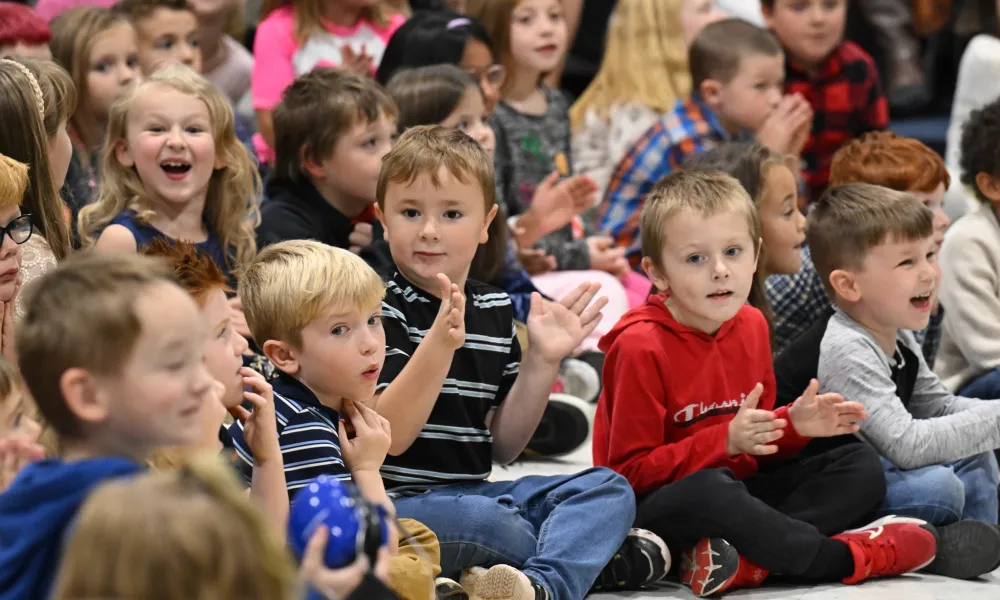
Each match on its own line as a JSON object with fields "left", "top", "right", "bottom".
{"left": 0, "top": 252, "right": 216, "bottom": 599}
{"left": 811, "top": 183, "right": 1000, "bottom": 579}
{"left": 233, "top": 240, "right": 442, "bottom": 600}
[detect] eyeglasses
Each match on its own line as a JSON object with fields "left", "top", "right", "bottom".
{"left": 465, "top": 64, "right": 506, "bottom": 87}
{"left": 0, "top": 214, "right": 33, "bottom": 245}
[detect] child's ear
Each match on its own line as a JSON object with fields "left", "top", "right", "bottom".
{"left": 60, "top": 368, "right": 108, "bottom": 426}
{"left": 699, "top": 78, "right": 723, "bottom": 110}
{"left": 115, "top": 140, "right": 135, "bottom": 168}
{"left": 262, "top": 339, "right": 300, "bottom": 375}
{"left": 760, "top": 2, "right": 774, "bottom": 26}
{"left": 828, "top": 269, "right": 860, "bottom": 303}
{"left": 480, "top": 203, "right": 499, "bottom": 244}
{"left": 301, "top": 147, "right": 325, "bottom": 181}
{"left": 975, "top": 172, "right": 1000, "bottom": 205}
{"left": 641, "top": 256, "right": 670, "bottom": 294}
{"left": 375, "top": 203, "right": 387, "bottom": 230}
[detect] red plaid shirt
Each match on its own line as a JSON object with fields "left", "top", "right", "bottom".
{"left": 786, "top": 41, "right": 889, "bottom": 203}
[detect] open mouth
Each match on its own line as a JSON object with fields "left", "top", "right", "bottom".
{"left": 362, "top": 364, "right": 380, "bottom": 380}
{"left": 160, "top": 159, "right": 192, "bottom": 177}
{"left": 707, "top": 291, "right": 733, "bottom": 301}
{"left": 910, "top": 292, "right": 932, "bottom": 310}
{"left": 536, "top": 44, "right": 558, "bottom": 53}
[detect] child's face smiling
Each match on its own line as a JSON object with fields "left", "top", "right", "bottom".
{"left": 135, "top": 8, "right": 202, "bottom": 75}
{"left": 116, "top": 84, "right": 221, "bottom": 209}
{"left": 758, "top": 163, "right": 806, "bottom": 276}
{"left": 380, "top": 167, "right": 498, "bottom": 294}
{"left": 764, "top": 0, "right": 847, "bottom": 69}
{"left": 643, "top": 207, "right": 759, "bottom": 335}
{"left": 86, "top": 23, "right": 140, "bottom": 126}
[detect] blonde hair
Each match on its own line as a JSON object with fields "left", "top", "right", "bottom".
{"left": 376, "top": 124, "right": 495, "bottom": 211}
{"left": 51, "top": 454, "right": 299, "bottom": 600}
{"left": 570, "top": 0, "right": 690, "bottom": 132}
{"left": 240, "top": 240, "right": 386, "bottom": 348}
{"left": 260, "top": 0, "right": 388, "bottom": 44}
{"left": 807, "top": 183, "right": 934, "bottom": 298}
{"left": 79, "top": 65, "right": 262, "bottom": 270}
{"left": 0, "top": 153, "right": 29, "bottom": 210}
{"left": 50, "top": 7, "right": 132, "bottom": 148}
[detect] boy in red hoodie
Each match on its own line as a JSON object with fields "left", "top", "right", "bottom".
{"left": 593, "top": 169, "right": 938, "bottom": 597}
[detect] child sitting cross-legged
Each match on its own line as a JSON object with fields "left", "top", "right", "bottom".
{"left": 594, "top": 169, "right": 938, "bottom": 597}
{"left": 231, "top": 239, "right": 444, "bottom": 600}
{"left": 372, "top": 125, "right": 669, "bottom": 600}
{"left": 0, "top": 252, "right": 218, "bottom": 599}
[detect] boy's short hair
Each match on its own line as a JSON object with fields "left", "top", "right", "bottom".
{"left": 689, "top": 18, "right": 783, "bottom": 89}
{"left": 376, "top": 124, "right": 495, "bottom": 211}
{"left": 239, "top": 240, "right": 385, "bottom": 349}
{"left": 0, "top": 152, "right": 29, "bottom": 210}
{"left": 273, "top": 68, "right": 398, "bottom": 181}
{"left": 0, "top": 3, "right": 51, "bottom": 48}
{"left": 960, "top": 97, "right": 1000, "bottom": 205}
{"left": 639, "top": 169, "right": 761, "bottom": 264}
{"left": 114, "top": 0, "right": 193, "bottom": 22}
{"left": 829, "top": 131, "right": 950, "bottom": 192}
{"left": 16, "top": 252, "right": 175, "bottom": 439}
{"left": 807, "top": 183, "right": 934, "bottom": 297}
{"left": 140, "top": 238, "right": 231, "bottom": 305}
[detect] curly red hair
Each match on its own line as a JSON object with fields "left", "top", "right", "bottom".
{"left": 829, "top": 131, "right": 950, "bottom": 193}
{"left": 0, "top": 3, "right": 51, "bottom": 47}
{"left": 140, "top": 238, "right": 230, "bottom": 306}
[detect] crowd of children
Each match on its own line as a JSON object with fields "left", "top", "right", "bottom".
{"left": 1, "top": 0, "right": 1000, "bottom": 599}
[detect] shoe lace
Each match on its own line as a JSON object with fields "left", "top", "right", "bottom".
{"left": 864, "top": 537, "right": 899, "bottom": 575}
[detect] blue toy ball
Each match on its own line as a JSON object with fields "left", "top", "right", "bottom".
{"left": 288, "top": 475, "right": 390, "bottom": 569}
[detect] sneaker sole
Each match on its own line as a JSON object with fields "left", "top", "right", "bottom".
{"left": 923, "top": 520, "right": 1000, "bottom": 580}
{"left": 461, "top": 565, "right": 535, "bottom": 600}
{"left": 680, "top": 538, "right": 739, "bottom": 597}
{"left": 524, "top": 394, "right": 591, "bottom": 458}
{"left": 628, "top": 527, "right": 671, "bottom": 583}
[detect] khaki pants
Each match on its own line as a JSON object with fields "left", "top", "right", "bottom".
{"left": 389, "top": 518, "right": 442, "bottom": 600}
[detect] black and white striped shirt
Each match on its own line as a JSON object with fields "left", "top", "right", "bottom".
{"left": 228, "top": 372, "right": 350, "bottom": 501}
{"left": 377, "top": 271, "right": 521, "bottom": 496}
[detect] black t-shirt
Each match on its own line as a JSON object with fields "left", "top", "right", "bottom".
{"left": 376, "top": 269, "right": 521, "bottom": 496}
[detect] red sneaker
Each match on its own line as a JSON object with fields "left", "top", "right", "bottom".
{"left": 679, "top": 538, "right": 768, "bottom": 597}
{"left": 833, "top": 516, "right": 937, "bottom": 584}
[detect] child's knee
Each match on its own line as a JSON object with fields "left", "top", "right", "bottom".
{"left": 897, "top": 465, "right": 966, "bottom": 521}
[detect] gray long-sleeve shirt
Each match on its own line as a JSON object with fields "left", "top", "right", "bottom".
{"left": 817, "top": 310, "right": 1000, "bottom": 469}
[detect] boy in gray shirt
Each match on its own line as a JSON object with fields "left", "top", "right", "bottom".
{"left": 809, "top": 183, "right": 1000, "bottom": 579}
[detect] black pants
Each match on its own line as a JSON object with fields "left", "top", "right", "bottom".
{"left": 635, "top": 444, "right": 886, "bottom": 578}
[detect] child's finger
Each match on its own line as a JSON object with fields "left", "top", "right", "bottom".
{"left": 578, "top": 312, "right": 604, "bottom": 339}
{"left": 228, "top": 405, "right": 251, "bottom": 422}
{"left": 242, "top": 391, "right": 267, "bottom": 411}
{"left": 742, "top": 383, "right": 764, "bottom": 409}
{"left": 750, "top": 443, "right": 779, "bottom": 455}
{"left": 579, "top": 295, "right": 609, "bottom": 326}
{"left": 436, "top": 273, "right": 453, "bottom": 302}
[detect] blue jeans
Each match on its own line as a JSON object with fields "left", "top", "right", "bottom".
{"left": 393, "top": 468, "right": 635, "bottom": 600}
{"left": 875, "top": 453, "right": 1000, "bottom": 525}
{"left": 959, "top": 368, "right": 1000, "bottom": 399}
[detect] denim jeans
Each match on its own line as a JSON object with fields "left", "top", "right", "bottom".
{"left": 875, "top": 453, "right": 1000, "bottom": 525}
{"left": 959, "top": 368, "right": 1000, "bottom": 400}
{"left": 392, "top": 468, "right": 635, "bottom": 600}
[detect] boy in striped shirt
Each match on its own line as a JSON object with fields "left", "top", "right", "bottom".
{"left": 373, "top": 126, "right": 669, "bottom": 600}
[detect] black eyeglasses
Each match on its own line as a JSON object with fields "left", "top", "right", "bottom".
{"left": 0, "top": 214, "right": 33, "bottom": 245}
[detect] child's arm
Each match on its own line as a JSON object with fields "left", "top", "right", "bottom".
{"left": 490, "top": 287, "right": 605, "bottom": 463}
{"left": 92, "top": 225, "right": 138, "bottom": 254}
{"left": 861, "top": 60, "right": 890, "bottom": 132}
{"left": 338, "top": 399, "right": 398, "bottom": 550}
{"left": 374, "top": 274, "right": 465, "bottom": 455}
{"left": 819, "top": 324, "right": 1000, "bottom": 469}
{"left": 939, "top": 232, "right": 1000, "bottom": 374}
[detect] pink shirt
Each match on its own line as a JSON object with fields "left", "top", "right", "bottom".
{"left": 251, "top": 8, "right": 404, "bottom": 161}
{"left": 34, "top": 0, "right": 115, "bottom": 21}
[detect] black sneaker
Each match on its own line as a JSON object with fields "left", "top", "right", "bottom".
{"left": 435, "top": 577, "right": 469, "bottom": 599}
{"left": 923, "top": 520, "right": 1000, "bottom": 579}
{"left": 591, "top": 528, "right": 670, "bottom": 591}
{"left": 521, "top": 393, "right": 590, "bottom": 459}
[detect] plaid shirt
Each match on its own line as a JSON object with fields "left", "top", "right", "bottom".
{"left": 598, "top": 95, "right": 738, "bottom": 264}
{"left": 786, "top": 41, "right": 888, "bottom": 203}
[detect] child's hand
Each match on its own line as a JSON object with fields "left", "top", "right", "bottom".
{"left": 587, "top": 236, "right": 629, "bottom": 275}
{"left": 229, "top": 296, "right": 253, "bottom": 341}
{"left": 726, "top": 383, "right": 786, "bottom": 456}
{"left": 230, "top": 367, "right": 281, "bottom": 463}
{"left": 526, "top": 283, "right": 607, "bottom": 364}
{"left": 0, "top": 436, "right": 44, "bottom": 493}
{"left": 756, "top": 94, "right": 813, "bottom": 155}
{"left": 0, "top": 282, "right": 19, "bottom": 363}
{"left": 429, "top": 273, "right": 465, "bottom": 351}
{"left": 301, "top": 526, "right": 391, "bottom": 599}
{"left": 516, "top": 247, "right": 557, "bottom": 276}
{"left": 520, "top": 173, "right": 598, "bottom": 243}
{"left": 340, "top": 44, "right": 374, "bottom": 76}
{"left": 348, "top": 222, "right": 374, "bottom": 255}
{"left": 788, "top": 379, "right": 866, "bottom": 439}
{"left": 338, "top": 398, "right": 391, "bottom": 473}
{"left": 787, "top": 103, "right": 814, "bottom": 157}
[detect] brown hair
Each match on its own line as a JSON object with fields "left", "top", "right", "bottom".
{"left": 114, "top": 0, "right": 194, "bottom": 22}
{"left": 0, "top": 58, "right": 74, "bottom": 260}
{"left": 0, "top": 152, "right": 29, "bottom": 210}
{"left": 273, "top": 68, "right": 397, "bottom": 181}
{"left": 465, "top": 0, "right": 517, "bottom": 91}
{"left": 639, "top": 169, "right": 769, "bottom": 322}
{"left": 50, "top": 7, "right": 134, "bottom": 149}
{"left": 140, "top": 237, "right": 231, "bottom": 306}
{"left": 387, "top": 64, "right": 476, "bottom": 132}
{"left": 51, "top": 454, "right": 300, "bottom": 600}
{"left": 16, "top": 252, "right": 175, "bottom": 439}
{"left": 79, "top": 65, "right": 261, "bottom": 270}
{"left": 259, "top": 0, "right": 387, "bottom": 44}
{"left": 376, "top": 124, "right": 495, "bottom": 212}
{"left": 689, "top": 18, "right": 782, "bottom": 89}
{"left": 807, "top": 183, "right": 934, "bottom": 297}
{"left": 829, "top": 131, "right": 950, "bottom": 192}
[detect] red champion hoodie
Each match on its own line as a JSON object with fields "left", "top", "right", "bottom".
{"left": 593, "top": 295, "right": 809, "bottom": 496}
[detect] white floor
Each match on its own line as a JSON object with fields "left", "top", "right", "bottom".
{"left": 494, "top": 404, "right": 1000, "bottom": 600}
